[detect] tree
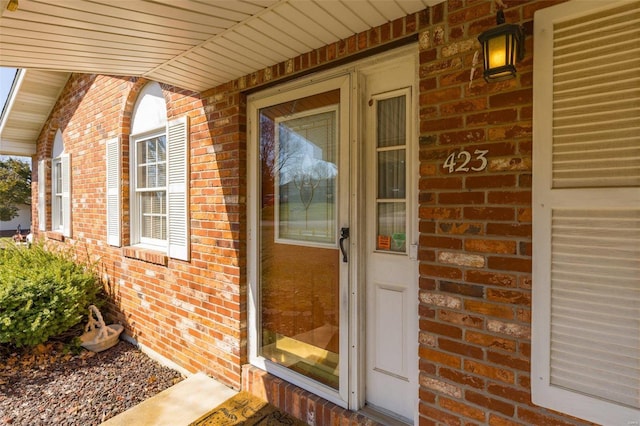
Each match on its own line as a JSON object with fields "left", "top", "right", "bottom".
{"left": 0, "top": 158, "right": 31, "bottom": 222}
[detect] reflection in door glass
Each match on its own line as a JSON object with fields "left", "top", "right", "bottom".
{"left": 276, "top": 109, "right": 337, "bottom": 245}
{"left": 259, "top": 90, "right": 341, "bottom": 389}
{"left": 376, "top": 95, "right": 407, "bottom": 253}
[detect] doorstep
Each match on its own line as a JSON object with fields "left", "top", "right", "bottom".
{"left": 100, "top": 372, "right": 237, "bottom": 426}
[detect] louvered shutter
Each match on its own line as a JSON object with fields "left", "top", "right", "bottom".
{"left": 532, "top": 1, "right": 640, "bottom": 424}
{"left": 106, "top": 137, "right": 121, "bottom": 246}
{"left": 61, "top": 153, "right": 72, "bottom": 237}
{"left": 38, "top": 159, "right": 47, "bottom": 231}
{"left": 166, "top": 116, "right": 189, "bottom": 261}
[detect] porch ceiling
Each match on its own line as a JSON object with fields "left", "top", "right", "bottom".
{"left": 0, "top": 0, "right": 441, "bottom": 156}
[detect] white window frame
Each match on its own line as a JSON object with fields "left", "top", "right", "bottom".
{"left": 130, "top": 129, "right": 168, "bottom": 251}
{"left": 50, "top": 130, "right": 71, "bottom": 237}
{"left": 531, "top": 1, "right": 640, "bottom": 424}
{"left": 52, "top": 157, "right": 63, "bottom": 232}
{"left": 122, "top": 82, "right": 190, "bottom": 260}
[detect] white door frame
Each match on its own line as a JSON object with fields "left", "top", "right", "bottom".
{"left": 247, "top": 45, "right": 419, "bottom": 417}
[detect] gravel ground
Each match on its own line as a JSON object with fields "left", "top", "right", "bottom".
{"left": 0, "top": 340, "right": 184, "bottom": 426}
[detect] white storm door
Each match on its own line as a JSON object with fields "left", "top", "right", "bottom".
{"left": 363, "top": 57, "right": 419, "bottom": 422}
{"left": 249, "top": 75, "right": 352, "bottom": 407}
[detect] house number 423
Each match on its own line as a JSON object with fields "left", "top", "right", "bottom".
{"left": 443, "top": 149, "right": 488, "bottom": 173}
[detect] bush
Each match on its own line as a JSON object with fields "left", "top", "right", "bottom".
{"left": 0, "top": 243, "right": 102, "bottom": 347}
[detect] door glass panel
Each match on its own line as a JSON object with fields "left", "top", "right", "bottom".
{"left": 377, "top": 202, "right": 406, "bottom": 252}
{"left": 259, "top": 89, "right": 341, "bottom": 389}
{"left": 377, "top": 149, "right": 406, "bottom": 199}
{"left": 377, "top": 97, "right": 405, "bottom": 147}
{"left": 276, "top": 110, "right": 337, "bottom": 244}
{"left": 376, "top": 95, "right": 407, "bottom": 253}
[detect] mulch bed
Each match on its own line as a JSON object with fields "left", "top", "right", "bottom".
{"left": 0, "top": 340, "right": 184, "bottom": 425}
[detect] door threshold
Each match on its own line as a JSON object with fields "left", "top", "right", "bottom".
{"left": 359, "top": 405, "right": 412, "bottom": 426}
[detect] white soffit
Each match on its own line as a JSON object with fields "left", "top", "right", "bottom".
{"left": 0, "top": 0, "right": 441, "bottom": 92}
{"left": 0, "top": 0, "right": 443, "bottom": 155}
{"left": 0, "top": 69, "right": 70, "bottom": 156}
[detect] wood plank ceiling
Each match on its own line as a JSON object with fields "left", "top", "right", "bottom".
{"left": 0, "top": 0, "right": 439, "bottom": 92}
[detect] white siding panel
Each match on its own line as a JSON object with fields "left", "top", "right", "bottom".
{"left": 208, "top": 38, "right": 273, "bottom": 70}
{"left": 106, "top": 138, "right": 121, "bottom": 247}
{"left": 551, "top": 2, "right": 640, "bottom": 189}
{"left": 289, "top": 1, "right": 353, "bottom": 40}
{"left": 533, "top": 1, "right": 640, "bottom": 424}
{"left": 315, "top": 1, "right": 369, "bottom": 34}
{"left": 248, "top": 16, "right": 313, "bottom": 53}
{"left": 219, "top": 31, "right": 282, "bottom": 63}
{"left": 341, "top": 1, "right": 385, "bottom": 27}
{"left": 239, "top": 22, "right": 300, "bottom": 59}
{"left": 88, "top": 0, "right": 235, "bottom": 29}
{"left": 166, "top": 116, "right": 189, "bottom": 261}
{"left": 369, "top": 0, "right": 406, "bottom": 21}
{"left": 275, "top": 3, "right": 338, "bottom": 46}
{"left": 550, "top": 210, "right": 640, "bottom": 409}
{"left": 264, "top": 11, "right": 323, "bottom": 49}
{"left": 200, "top": 45, "right": 265, "bottom": 75}
{"left": 17, "top": 2, "right": 217, "bottom": 40}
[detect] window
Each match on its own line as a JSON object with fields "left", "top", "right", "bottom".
{"left": 375, "top": 94, "right": 408, "bottom": 253}
{"left": 106, "top": 82, "right": 189, "bottom": 260}
{"left": 134, "top": 133, "right": 167, "bottom": 246}
{"left": 532, "top": 1, "right": 640, "bottom": 424}
{"left": 52, "top": 158, "right": 63, "bottom": 231}
{"left": 39, "top": 130, "right": 71, "bottom": 236}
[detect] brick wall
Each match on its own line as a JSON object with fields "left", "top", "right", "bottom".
{"left": 31, "top": 0, "right": 599, "bottom": 424}
{"left": 415, "top": 1, "right": 592, "bottom": 425}
{"left": 33, "top": 74, "right": 247, "bottom": 388}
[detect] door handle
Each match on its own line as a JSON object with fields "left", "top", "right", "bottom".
{"left": 339, "top": 227, "right": 350, "bottom": 263}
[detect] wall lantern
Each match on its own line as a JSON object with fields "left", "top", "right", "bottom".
{"left": 477, "top": 9, "right": 525, "bottom": 82}
{"left": 6, "top": 0, "right": 19, "bottom": 12}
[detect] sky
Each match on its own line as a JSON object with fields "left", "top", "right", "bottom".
{"left": 0, "top": 67, "right": 16, "bottom": 113}
{"left": 0, "top": 67, "right": 29, "bottom": 163}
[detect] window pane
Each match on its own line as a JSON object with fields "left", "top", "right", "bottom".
{"left": 378, "top": 149, "right": 406, "bottom": 199}
{"left": 54, "top": 162, "right": 62, "bottom": 195}
{"left": 157, "top": 136, "right": 166, "bottom": 161}
{"left": 140, "top": 191, "right": 166, "bottom": 240}
{"left": 377, "top": 96, "right": 406, "bottom": 148}
{"left": 148, "top": 140, "right": 157, "bottom": 162}
{"left": 259, "top": 89, "right": 341, "bottom": 389}
{"left": 158, "top": 163, "right": 166, "bottom": 186}
{"left": 137, "top": 164, "right": 147, "bottom": 188}
{"left": 147, "top": 164, "right": 158, "bottom": 188}
{"left": 277, "top": 110, "right": 337, "bottom": 244}
{"left": 377, "top": 202, "right": 406, "bottom": 252}
{"left": 137, "top": 136, "right": 166, "bottom": 190}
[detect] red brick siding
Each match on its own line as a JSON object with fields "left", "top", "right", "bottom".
{"left": 33, "top": 74, "right": 246, "bottom": 388}
{"left": 416, "top": 1, "right": 591, "bottom": 426}
{"left": 30, "top": 0, "right": 600, "bottom": 425}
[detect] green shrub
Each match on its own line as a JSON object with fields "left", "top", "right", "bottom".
{"left": 0, "top": 243, "right": 102, "bottom": 347}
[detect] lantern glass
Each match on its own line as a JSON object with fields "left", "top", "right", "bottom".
{"left": 487, "top": 34, "right": 508, "bottom": 68}
{"left": 478, "top": 21, "right": 524, "bottom": 82}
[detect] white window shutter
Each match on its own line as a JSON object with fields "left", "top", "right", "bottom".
{"left": 106, "top": 137, "right": 121, "bottom": 246}
{"left": 61, "top": 153, "right": 72, "bottom": 238}
{"left": 532, "top": 1, "right": 640, "bottom": 424}
{"left": 38, "top": 159, "right": 47, "bottom": 231}
{"left": 166, "top": 116, "right": 189, "bottom": 261}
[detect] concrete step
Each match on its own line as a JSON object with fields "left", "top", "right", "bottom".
{"left": 100, "top": 372, "right": 237, "bottom": 426}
